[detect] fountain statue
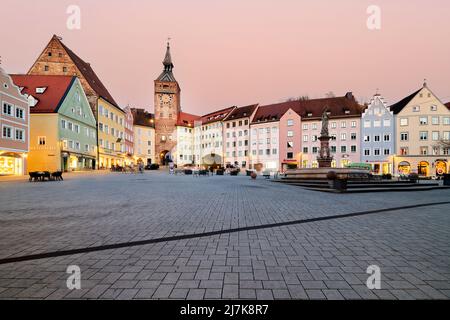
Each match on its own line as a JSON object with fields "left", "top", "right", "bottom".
{"left": 317, "top": 109, "right": 333, "bottom": 168}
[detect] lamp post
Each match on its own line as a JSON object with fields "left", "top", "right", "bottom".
{"left": 392, "top": 154, "right": 396, "bottom": 176}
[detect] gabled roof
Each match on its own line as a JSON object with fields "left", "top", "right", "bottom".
{"left": 251, "top": 101, "right": 300, "bottom": 123}
{"left": 223, "top": 104, "right": 259, "bottom": 121}
{"left": 197, "top": 106, "right": 236, "bottom": 125}
{"left": 30, "top": 35, "right": 120, "bottom": 109}
{"left": 10, "top": 75, "right": 75, "bottom": 113}
{"left": 130, "top": 108, "right": 155, "bottom": 128}
{"left": 58, "top": 38, "right": 119, "bottom": 109}
{"left": 176, "top": 112, "right": 200, "bottom": 127}
{"left": 389, "top": 88, "right": 422, "bottom": 114}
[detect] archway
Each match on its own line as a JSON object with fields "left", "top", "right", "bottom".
{"left": 435, "top": 160, "right": 447, "bottom": 176}
{"left": 417, "top": 161, "right": 429, "bottom": 176}
{"left": 398, "top": 161, "right": 411, "bottom": 175}
{"left": 159, "top": 150, "right": 172, "bottom": 166}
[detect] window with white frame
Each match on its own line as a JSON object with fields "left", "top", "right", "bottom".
{"left": 400, "top": 132, "right": 409, "bottom": 141}
{"left": 2, "top": 125, "right": 12, "bottom": 138}
{"left": 15, "top": 128, "right": 25, "bottom": 141}
{"left": 419, "top": 117, "right": 428, "bottom": 125}
{"left": 419, "top": 131, "right": 428, "bottom": 140}
{"left": 432, "top": 131, "right": 439, "bottom": 141}
{"left": 2, "top": 102, "right": 13, "bottom": 116}
{"left": 383, "top": 119, "right": 391, "bottom": 127}
{"left": 400, "top": 118, "right": 408, "bottom": 126}
{"left": 432, "top": 117, "right": 439, "bottom": 125}
{"left": 351, "top": 121, "right": 356, "bottom": 128}
{"left": 15, "top": 107, "right": 25, "bottom": 119}
{"left": 364, "top": 120, "right": 371, "bottom": 128}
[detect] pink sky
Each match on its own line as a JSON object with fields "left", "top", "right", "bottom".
{"left": 1, "top": 0, "right": 449, "bottom": 114}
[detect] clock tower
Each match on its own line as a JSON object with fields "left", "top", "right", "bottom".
{"left": 154, "top": 41, "right": 181, "bottom": 165}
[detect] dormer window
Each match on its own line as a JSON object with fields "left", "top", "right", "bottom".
{"left": 36, "top": 87, "right": 47, "bottom": 94}
{"left": 307, "top": 113, "right": 312, "bottom": 117}
{"left": 344, "top": 110, "right": 350, "bottom": 114}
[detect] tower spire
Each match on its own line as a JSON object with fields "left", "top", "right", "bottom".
{"left": 156, "top": 39, "right": 176, "bottom": 82}
{"left": 163, "top": 38, "right": 173, "bottom": 72}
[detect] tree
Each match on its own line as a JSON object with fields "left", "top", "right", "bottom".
{"left": 285, "top": 95, "right": 310, "bottom": 102}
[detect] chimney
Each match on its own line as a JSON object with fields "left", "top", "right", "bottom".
{"left": 345, "top": 92, "right": 354, "bottom": 100}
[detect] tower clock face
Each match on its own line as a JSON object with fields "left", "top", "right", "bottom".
{"left": 162, "top": 94, "right": 170, "bottom": 103}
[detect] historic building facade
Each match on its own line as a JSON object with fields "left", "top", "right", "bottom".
{"left": 392, "top": 83, "right": 450, "bottom": 176}
{"left": 12, "top": 75, "right": 97, "bottom": 172}
{"left": 299, "top": 93, "right": 363, "bottom": 169}
{"left": 223, "top": 104, "right": 258, "bottom": 169}
{"left": 123, "top": 105, "right": 135, "bottom": 165}
{"left": 131, "top": 108, "right": 155, "bottom": 166}
{"left": 361, "top": 93, "right": 395, "bottom": 174}
{"left": 174, "top": 112, "right": 198, "bottom": 167}
{"left": 0, "top": 66, "right": 29, "bottom": 176}
{"left": 194, "top": 107, "right": 234, "bottom": 168}
{"left": 97, "top": 98, "right": 126, "bottom": 169}
{"left": 28, "top": 35, "right": 125, "bottom": 168}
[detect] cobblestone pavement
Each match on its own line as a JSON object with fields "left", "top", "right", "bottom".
{"left": 0, "top": 171, "right": 449, "bottom": 299}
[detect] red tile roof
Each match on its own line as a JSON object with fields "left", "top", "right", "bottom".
{"left": 176, "top": 111, "right": 200, "bottom": 127}
{"left": 10, "top": 75, "right": 75, "bottom": 113}
{"left": 198, "top": 106, "right": 236, "bottom": 125}
{"left": 251, "top": 100, "right": 300, "bottom": 123}
{"left": 295, "top": 93, "right": 364, "bottom": 119}
{"left": 223, "top": 104, "right": 258, "bottom": 121}
{"left": 251, "top": 93, "right": 363, "bottom": 123}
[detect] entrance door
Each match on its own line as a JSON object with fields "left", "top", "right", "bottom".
{"left": 418, "top": 161, "right": 429, "bottom": 176}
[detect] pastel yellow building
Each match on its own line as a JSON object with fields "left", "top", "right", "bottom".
{"left": 392, "top": 83, "right": 450, "bottom": 177}
{"left": 131, "top": 108, "right": 155, "bottom": 166}
{"left": 98, "top": 98, "right": 126, "bottom": 168}
{"left": 11, "top": 75, "right": 97, "bottom": 172}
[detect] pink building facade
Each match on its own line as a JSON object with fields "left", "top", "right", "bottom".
{"left": 279, "top": 108, "right": 302, "bottom": 172}
{"left": 0, "top": 66, "right": 29, "bottom": 175}
{"left": 296, "top": 93, "right": 363, "bottom": 168}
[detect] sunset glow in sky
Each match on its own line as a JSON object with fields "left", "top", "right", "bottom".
{"left": 1, "top": 0, "right": 449, "bottom": 114}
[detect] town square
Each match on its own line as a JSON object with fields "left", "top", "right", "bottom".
{"left": 0, "top": 171, "right": 449, "bottom": 300}
{"left": 0, "top": 0, "right": 450, "bottom": 305}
